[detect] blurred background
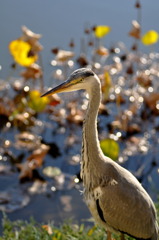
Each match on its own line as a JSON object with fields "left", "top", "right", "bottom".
{"left": 0, "top": 0, "right": 159, "bottom": 234}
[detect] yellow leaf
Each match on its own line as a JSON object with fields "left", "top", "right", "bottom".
{"left": 101, "top": 72, "right": 112, "bottom": 101}
{"left": 141, "top": 30, "right": 159, "bottom": 45}
{"left": 103, "top": 71, "right": 112, "bottom": 86}
{"left": 100, "top": 138, "right": 119, "bottom": 161}
{"left": 28, "top": 90, "right": 50, "bottom": 112}
{"left": 94, "top": 25, "right": 111, "bottom": 38}
{"left": 29, "top": 89, "right": 41, "bottom": 99}
{"left": 87, "top": 226, "right": 97, "bottom": 236}
{"left": 9, "top": 39, "right": 38, "bottom": 66}
{"left": 42, "top": 225, "right": 53, "bottom": 235}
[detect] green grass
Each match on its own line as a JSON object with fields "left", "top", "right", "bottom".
{"left": 0, "top": 216, "right": 148, "bottom": 240}
{"left": 0, "top": 215, "right": 107, "bottom": 240}
{"left": 0, "top": 202, "right": 159, "bottom": 240}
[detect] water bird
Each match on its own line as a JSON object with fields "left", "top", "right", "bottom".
{"left": 41, "top": 68, "right": 158, "bottom": 240}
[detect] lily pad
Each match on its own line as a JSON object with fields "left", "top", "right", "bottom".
{"left": 100, "top": 138, "right": 119, "bottom": 161}
{"left": 43, "top": 166, "right": 61, "bottom": 178}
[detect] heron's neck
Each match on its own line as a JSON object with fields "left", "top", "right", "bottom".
{"left": 81, "top": 81, "right": 103, "bottom": 178}
{"left": 85, "top": 88, "right": 101, "bottom": 153}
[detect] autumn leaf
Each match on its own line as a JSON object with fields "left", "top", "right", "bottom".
{"left": 21, "top": 63, "right": 43, "bottom": 80}
{"left": 28, "top": 90, "right": 50, "bottom": 112}
{"left": 27, "top": 144, "right": 50, "bottom": 168}
{"left": 55, "top": 49, "right": 74, "bottom": 62}
{"left": 141, "top": 30, "right": 159, "bottom": 45}
{"left": 15, "top": 132, "right": 41, "bottom": 150}
{"left": 16, "top": 161, "right": 33, "bottom": 181}
{"left": 9, "top": 39, "right": 38, "bottom": 67}
{"left": 21, "top": 25, "right": 43, "bottom": 53}
{"left": 128, "top": 20, "right": 141, "bottom": 39}
{"left": 66, "top": 102, "right": 84, "bottom": 124}
{"left": 76, "top": 54, "right": 88, "bottom": 67}
{"left": 42, "top": 225, "right": 53, "bottom": 235}
{"left": 136, "top": 72, "right": 152, "bottom": 88}
{"left": 100, "top": 138, "right": 119, "bottom": 161}
{"left": 93, "top": 25, "right": 111, "bottom": 38}
{"left": 100, "top": 71, "right": 112, "bottom": 101}
{"left": 0, "top": 99, "right": 13, "bottom": 117}
{"left": 22, "top": 25, "right": 42, "bottom": 41}
{"left": 16, "top": 144, "right": 49, "bottom": 181}
{"left": 95, "top": 46, "right": 109, "bottom": 56}
{"left": 48, "top": 94, "right": 61, "bottom": 106}
{"left": 87, "top": 226, "right": 97, "bottom": 236}
{"left": 144, "top": 92, "right": 159, "bottom": 113}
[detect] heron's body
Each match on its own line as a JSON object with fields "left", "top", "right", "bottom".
{"left": 42, "top": 68, "right": 158, "bottom": 240}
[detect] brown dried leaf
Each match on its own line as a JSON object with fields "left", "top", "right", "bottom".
{"left": 16, "top": 144, "right": 49, "bottom": 181}
{"left": 131, "top": 43, "right": 138, "bottom": 51}
{"left": 51, "top": 48, "right": 59, "bottom": 54}
{"left": 84, "top": 28, "right": 91, "bottom": 34}
{"left": 129, "top": 103, "right": 138, "bottom": 115}
{"left": 127, "top": 123, "right": 141, "bottom": 135}
{"left": 116, "top": 94, "right": 126, "bottom": 105}
{"left": 15, "top": 132, "right": 41, "bottom": 150}
{"left": 0, "top": 100, "right": 13, "bottom": 117}
{"left": 66, "top": 102, "right": 83, "bottom": 124}
{"left": 129, "top": 20, "right": 141, "bottom": 39}
{"left": 10, "top": 111, "right": 36, "bottom": 130}
{"left": 128, "top": 136, "right": 142, "bottom": 144}
{"left": 95, "top": 46, "right": 109, "bottom": 56}
{"left": 76, "top": 54, "right": 88, "bottom": 67}
{"left": 42, "top": 225, "right": 53, "bottom": 235}
{"left": 27, "top": 144, "right": 50, "bottom": 168}
{"left": 69, "top": 39, "right": 75, "bottom": 48}
{"left": 21, "top": 63, "right": 43, "bottom": 80}
{"left": 126, "top": 64, "right": 134, "bottom": 75}
{"left": 111, "top": 120, "right": 122, "bottom": 130}
{"left": 16, "top": 161, "right": 33, "bottom": 180}
{"left": 27, "top": 39, "right": 43, "bottom": 53}
{"left": 136, "top": 72, "right": 152, "bottom": 88}
{"left": 55, "top": 50, "right": 74, "bottom": 62}
{"left": 48, "top": 93, "right": 61, "bottom": 106}
{"left": 144, "top": 93, "right": 159, "bottom": 113}
{"left": 22, "top": 25, "right": 42, "bottom": 40}
{"left": 21, "top": 25, "right": 43, "bottom": 53}
{"left": 135, "top": 0, "right": 141, "bottom": 8}
{"left": 111, "top": 104, "right": 138, "bottom": 132}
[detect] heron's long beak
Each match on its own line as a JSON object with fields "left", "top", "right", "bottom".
{"left": 41, "top": 80, "right": 72, "bottom": 97}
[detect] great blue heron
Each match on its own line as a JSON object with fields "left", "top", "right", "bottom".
{"left": 41, "top": 68, "right": 158, "bottom": 240}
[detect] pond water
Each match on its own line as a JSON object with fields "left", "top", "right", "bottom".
{"left": 0, "top": 0, "right": 159, "bottom": 234}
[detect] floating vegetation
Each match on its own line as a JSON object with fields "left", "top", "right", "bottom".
{"left": 0, "top": 0, "right": 159, "bottom": 216}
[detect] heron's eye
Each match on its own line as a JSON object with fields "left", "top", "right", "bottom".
{"left": 79, "top": 78, "right": 84, "bottom": 83}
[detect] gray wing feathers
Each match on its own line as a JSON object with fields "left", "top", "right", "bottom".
{"left": 98, "top": 162, "right": 158, "bottom": 239}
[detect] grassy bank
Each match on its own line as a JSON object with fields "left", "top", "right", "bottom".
{"left": 0, "top": 215, "right": 107, "bottom": 240}
{"left": 1, "top": 204, "right": 159, "bottom": 240}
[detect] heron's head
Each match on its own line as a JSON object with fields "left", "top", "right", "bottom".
{"left": 41, "top": 68, "right": 99, "bottom": 97}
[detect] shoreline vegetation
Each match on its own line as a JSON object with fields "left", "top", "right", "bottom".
{"left": 1, "top": 203, "right": 158, "bottom": 240}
